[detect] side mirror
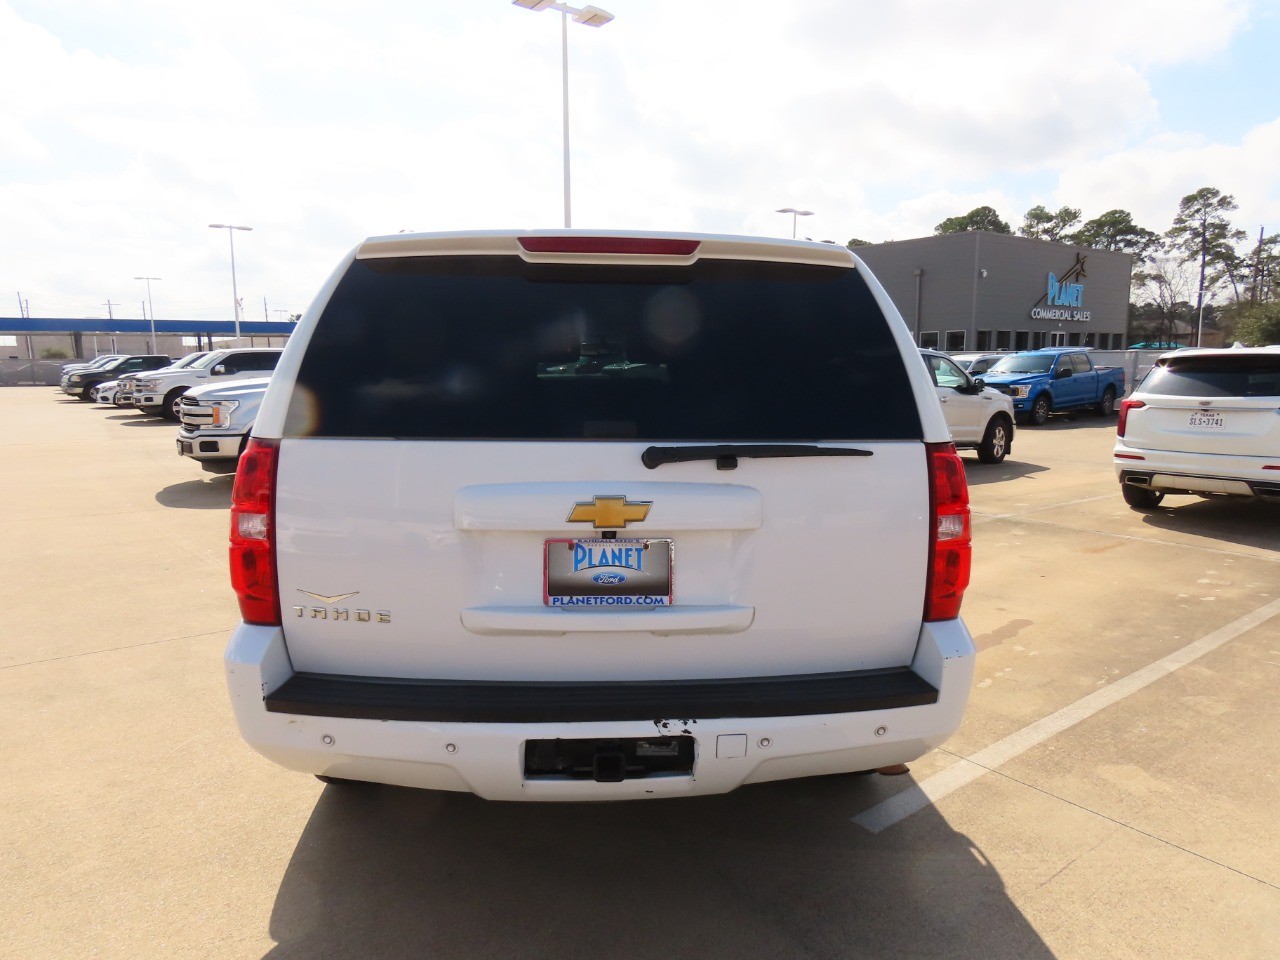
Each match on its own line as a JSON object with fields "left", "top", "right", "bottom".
{"left": 972, "top": 378, "right": 986, "bottom": 391}
{"left": 1055, "top": 367, "right": 1072, "bottom": 379}
{"left": 212, "top": 364, "right": 227, "bottom": 375}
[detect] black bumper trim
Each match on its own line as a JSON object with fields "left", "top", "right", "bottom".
{"left": 264, "top": 667, "right": 939, "bottom": 724}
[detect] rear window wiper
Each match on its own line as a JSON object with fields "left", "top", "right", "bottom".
{"left": 642, "top": 444, "right": 873, "bottom": 470}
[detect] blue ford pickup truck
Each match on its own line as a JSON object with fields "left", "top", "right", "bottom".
{"left": 981, "top": 349, "right": 1125, "bottom": 426}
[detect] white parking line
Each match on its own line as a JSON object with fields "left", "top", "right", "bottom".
{"left": 853, "top": 596, "right": 1280, "bottom": 833}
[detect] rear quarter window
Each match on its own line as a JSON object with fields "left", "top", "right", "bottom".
{"left": 286, "top": 255, "right": 924, "bottom": 442}
{"left": 1141, "top": 356, "right": 1280, "bottom": 398}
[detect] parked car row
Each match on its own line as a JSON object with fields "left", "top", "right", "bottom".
{"left": 59, "top": 348, "right": 281, "bottom": 471}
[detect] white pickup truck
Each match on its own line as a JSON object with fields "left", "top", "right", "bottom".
{"left": 224, "top": 230, "right": 977, "bottom": 801}
{"left": 176, "top": 377, "right": 270, "bottom": 473}
{"left": 132, "top": 347, "right": 282, "bottom": 420}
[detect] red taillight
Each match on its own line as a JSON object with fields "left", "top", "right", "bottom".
{"left": 230, "top": 438, "right": 280, "bottom": 626}
{"left": 518, "top": 236, "right": 700, "bottom": 256}
{"left": 1117, "top": 398, "right": 1145, "bottom": 437}
{"left": 925, "top": 442, "right": 971, "bottom": 622}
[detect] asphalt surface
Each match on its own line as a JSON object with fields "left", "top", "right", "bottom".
{"left": 2, "top": 389, "right": 1278, "bottom": 959}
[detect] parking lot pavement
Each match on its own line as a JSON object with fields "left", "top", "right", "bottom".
{"left": 2, "top": 389, "right": 1277, "bottom": 959}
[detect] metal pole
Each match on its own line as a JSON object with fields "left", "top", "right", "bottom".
{"left": 135, "top": 277, "right": 159, "bottom": 353}
{"left": 561, "top": 10, "right": 571, "bottom": 228}
{"left": 229, "top": 230, "right": 241, "bottom": 343}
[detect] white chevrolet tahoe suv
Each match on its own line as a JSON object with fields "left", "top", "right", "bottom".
{"left": 133, "top": 347, "right": 282, "bottom": 420}
{"left": 225, "top": 231, "right": 977, "bottom": 801}
{"left": 177, "top": 377, "right": 271, "bottom": 473}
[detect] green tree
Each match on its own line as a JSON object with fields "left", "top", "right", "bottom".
{"left": 934, "top": 206, "right": 1012, "bottom": 235}
{"left": 1019, "top": 205, "right": 1081, "bottom": 242}
{"left": 845, "top": 238, "right": 872, "bottom": 249}
{"left": 1230, "top": 301, "right": 1280, "bottom": 345}
{"left": 1166, "top": 187, "right": 1247, "bottom": 343}
{"left": 1070, "top": 209, "right": 1161, "bottom": 259}
{"left": 1242, "top": 230, "right": 1280, "bottom": 302}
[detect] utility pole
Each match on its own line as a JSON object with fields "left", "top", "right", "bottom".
{"left": 1254, "top": 225, "right": 1265, "bottom": 302}
{"left": 103, "top": 300, "right": 116, "bottom": 320}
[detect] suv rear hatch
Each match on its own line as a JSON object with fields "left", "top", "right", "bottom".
{"left": 1126, "top": 353, "right": 1280, "bottom": 457}
{"left": 268, "top": 236, "right": 936, "bottom": 683}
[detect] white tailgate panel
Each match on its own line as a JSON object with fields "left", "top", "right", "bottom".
{"left": 274, "top": 440, "right": 929, "bottom": 681}
{"left": 1131, "top": 397, "right": 1280, "bottom": 457}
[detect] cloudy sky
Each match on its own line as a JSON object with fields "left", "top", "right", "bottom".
{"left": 2, "top": 0, "right": 1277, "bottom": 322}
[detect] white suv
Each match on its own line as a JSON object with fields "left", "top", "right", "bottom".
{"left": 133, "top": 347, "right": 282, "bottom": 420}
{"left": 224, "top": 230, "right": 977, "bottom": 801}
{"left": 921, "top": 349, "right": 1015, "bottom": 464}
{"left": 1115, "top": 347, "right": 1280, "bottom": 508}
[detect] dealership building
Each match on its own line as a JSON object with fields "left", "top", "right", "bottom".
{"left": 854, "top": 231, "right": 1133, "bottom": 353}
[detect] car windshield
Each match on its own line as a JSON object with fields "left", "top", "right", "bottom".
{"left": 988, "top": 355, "right": 1053, "bottom": 374}
{"left": 1142, "top": 356, "right": 1280, "bottom": 397}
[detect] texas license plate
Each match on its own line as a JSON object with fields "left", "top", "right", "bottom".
{"left": 544, "top": 538, "right": 673, "bottom": 607}
{"left": 1187, "top": 412, "right": 1225, "bottom": 429}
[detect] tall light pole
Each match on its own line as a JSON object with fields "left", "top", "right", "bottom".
{"left": 208, "top": 223, "right": 253, "bottom": 343}
{"left": 134, "top": 276, "right": 161, "bottom": 353}
{"left": 776, "top": 207, "right": 814, "bottom": 239}
{"left": 512, "top": 0, "right": 614, "bottom": 228}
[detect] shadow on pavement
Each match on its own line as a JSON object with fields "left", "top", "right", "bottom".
{"left": 1022, "top": 414, "right": 1117, "bottom": 433}
{"left": 155, "top": 475, "right": 232, "bottom": 509}
{"left": 263, "top": 775, "right": 1054, "bottom": 960}
{"left": 110, "top": 414, "right": 173, "bottom": 427}
{"left": 1138, "top": 496, "right": 1280, "bottom": 552}
{"left": 962, "top": 458, "right": 1048, "bottom": 486}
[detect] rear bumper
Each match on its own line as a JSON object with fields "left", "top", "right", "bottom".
{"left": 225, "top": 621, "right": 976, "bottom": 801}
{"left": 1115, "top": 445, "right": 1280, "bottom": 499}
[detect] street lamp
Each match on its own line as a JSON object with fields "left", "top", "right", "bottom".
{"left": 208, "top": 223, "right": 253, "bottom": 344}
{"left": 134, "top": 276, "right": 161, "bottom": 353}
{"left": 512, "top": 0, "right": 614, "bottom": 228}
{"left": 775, "top": 207, "right": 814, "bottom": 239}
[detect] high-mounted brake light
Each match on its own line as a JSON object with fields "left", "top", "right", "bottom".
{"left": 229, "top": 438, "right": 280, "bottom": 625}
{"left": 925, "top": 443, "right": 971, "bottom": 622}
{"left": 1117, "top": 398, "right": 1145, "bottom": 437}
{"left": 518, "top": 237, "right": 700, "bottom": 256}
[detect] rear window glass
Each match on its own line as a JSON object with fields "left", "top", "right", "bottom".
{"left": 1141, "top": 355, "right": 1280, "bottom": 397}
{"left": 286, "top": 255, "right": 923, "bottom": 441}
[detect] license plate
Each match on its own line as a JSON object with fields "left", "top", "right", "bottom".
{"left": 1187, "top": 412, "right": 1225, "bottom": 429}
{"left": 544, "top": 538, "right": 673, "bottom": 607}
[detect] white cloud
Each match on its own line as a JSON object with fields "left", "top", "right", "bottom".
{"left": 0, "top": 0, "right": 1273, "bottom": 319}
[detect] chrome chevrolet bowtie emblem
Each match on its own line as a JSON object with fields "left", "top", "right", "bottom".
{"left": 566, "top": 496, "right": 652, "bottom": 529}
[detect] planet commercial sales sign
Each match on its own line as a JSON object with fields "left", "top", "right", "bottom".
{"left": 1030, "top": 253, "right": 1091, "bottom": 323}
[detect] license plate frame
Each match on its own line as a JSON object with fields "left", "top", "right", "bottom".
{"left": 544, "top": 537, "right": 674, "bottom": 608}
